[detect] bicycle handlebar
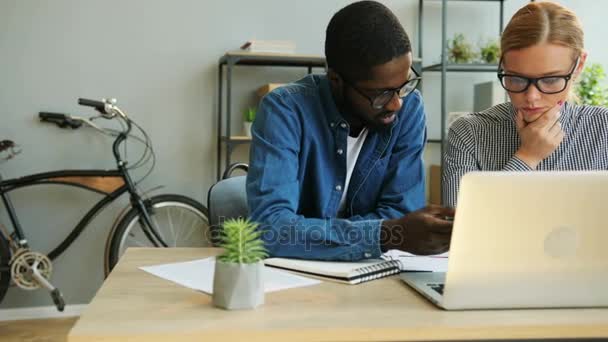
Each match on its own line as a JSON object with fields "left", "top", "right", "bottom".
{"left": 78, "top": 98, "right": 107, "bottom": 114}
{"left": 39, "top": 112, "right": 82, "bottom": 129}
{"left": 39, "top": 98, "right": 134, "bottom": 165}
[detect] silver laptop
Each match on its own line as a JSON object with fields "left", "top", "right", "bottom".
{"left": 401, "top": 171, "right": 608, "bottom": 310}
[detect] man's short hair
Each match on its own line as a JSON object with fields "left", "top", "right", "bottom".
{"left": 325, "top": 0, "right": 412, "bottom": 82}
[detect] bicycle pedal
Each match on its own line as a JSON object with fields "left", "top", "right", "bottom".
{"left": 51, "top": 288, "right": 65, "bottom": 312}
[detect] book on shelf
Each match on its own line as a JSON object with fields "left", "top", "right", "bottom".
{"left": 240, "top": 40, "right": 296, "bottom": 54}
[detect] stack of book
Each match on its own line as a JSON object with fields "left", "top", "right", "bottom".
{"left": 240, "top": 40, "right": 296, "bottom": 54}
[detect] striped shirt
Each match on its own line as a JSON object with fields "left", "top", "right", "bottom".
{"left": 442, "top": 101, "right": 608, "bottom": 207}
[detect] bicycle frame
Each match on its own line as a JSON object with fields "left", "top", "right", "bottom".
{"left": 0, "top": 169, "right": 130, "bottom": 259}
{"left": 0, "top": 112, "right": 168, "bottom": 260}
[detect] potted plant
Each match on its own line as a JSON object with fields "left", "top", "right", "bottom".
{"left": 447, "top": 33, "right": 477, "bottom": 64}
{"left": 243, "top": 107, "right": 256, "bottom": 137}
{"left": 479, "top": 39, "right": 500, "bottom": 64}
{"left": 213, "top": 218, "right": 267, "bottom": 310}
{"left": 575, "top": 63, "right": 608, "bottom": 106}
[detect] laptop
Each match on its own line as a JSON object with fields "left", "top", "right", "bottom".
{"left": 400, "top": 171, "right": 608, "bottom": 310}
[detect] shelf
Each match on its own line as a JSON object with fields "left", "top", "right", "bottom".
{"left": 422, "top": 63, "right": 499, "bottom": 73}
{"left": 220, "top": 51, "right": 326, "bottom": 68}
{"left": 221, "top": 136, "right": 252, "bottom": 145}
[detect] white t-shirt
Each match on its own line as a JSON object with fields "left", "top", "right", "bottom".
{"left": 338, "top": 128, "right": 369, "bottom": 212}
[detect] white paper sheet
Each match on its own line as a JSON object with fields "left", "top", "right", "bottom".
{"left": 139, "top": 257, "right": 321, "bottom": 294}
{"left": 382, "top": 250, "right": 449, "bottom": 272}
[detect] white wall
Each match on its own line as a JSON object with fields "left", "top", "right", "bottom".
{"left": 0, "top": 0, "right": 605, "bottom": 309}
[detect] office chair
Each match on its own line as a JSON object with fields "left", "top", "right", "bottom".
{"left": 207, "top": 163, "right": 249, "bottom": 245}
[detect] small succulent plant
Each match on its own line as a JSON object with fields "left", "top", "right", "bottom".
{"left": 244, "top": 107, "right": 256, "bottom": 122}
{"left": 217, "top": 218, "right": 267, "bottom": 264}
{"left": 448, "top": 33, "right": 477, "bottom": 64}
{"left": 479, "top": 39, "right": 500, "bottom": 64}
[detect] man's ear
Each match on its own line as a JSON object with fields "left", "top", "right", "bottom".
{"left": 327, "top": 69, "right": 343, "bottom": 87}
{"left": 327, "top": 69, "right": 344, "bottom": 98}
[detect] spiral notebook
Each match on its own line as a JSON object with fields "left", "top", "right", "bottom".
{"left": 264, "top": 258, "right": 401, "bottom": 285}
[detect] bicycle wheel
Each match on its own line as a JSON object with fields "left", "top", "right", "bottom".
{"left": 0, "top": 232, "right": 11, "bottom": 304}
{"left": 106, "top": 194, "right": 210, "bottom": 273}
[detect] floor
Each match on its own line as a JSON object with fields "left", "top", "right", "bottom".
{"left": 0, "top": 317, "right": 77, "bottom": 342}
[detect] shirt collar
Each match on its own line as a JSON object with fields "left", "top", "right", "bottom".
{"left": 319, "top": 75, "right": 347, "bottom": 130}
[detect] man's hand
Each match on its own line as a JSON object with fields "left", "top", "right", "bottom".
{"left": 514, "top": 101, "right": 565, "bottom": 169}
{"left": 380, "top": 205, "right": 455, "bottom": 255}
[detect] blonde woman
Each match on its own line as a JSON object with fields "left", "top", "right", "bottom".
{"left": 442, "top": 1, "right": 608, "bottom": 207}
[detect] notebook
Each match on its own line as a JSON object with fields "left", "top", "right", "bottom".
{"left": 264, "top": 250, "right": 447, "bottom": 285}
{"left": 264, "top": 258, "right": 400, "bottom": 284}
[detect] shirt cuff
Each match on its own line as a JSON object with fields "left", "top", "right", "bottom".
{"left": 503, "top": 156, "right": 535, "bottom": 171}
{"left": 348, "top": 219, "right": 383, "bottom": 260}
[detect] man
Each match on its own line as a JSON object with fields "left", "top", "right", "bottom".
{"left": 247, "top": 1, "right": 454, "bottom": 261}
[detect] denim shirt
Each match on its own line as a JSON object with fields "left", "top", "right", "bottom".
{"left": 246, "top": 74, "right": 427, "bottom": 261}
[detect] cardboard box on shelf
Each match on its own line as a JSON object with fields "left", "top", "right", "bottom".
{"left": 257, "top": 83, "right": 285, "bottom": 99}
{"left": 429, "top": 164, "right": 441, "bottom": 205}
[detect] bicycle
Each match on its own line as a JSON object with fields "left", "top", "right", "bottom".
{"left": 0, "top": 98, "right": 212, "bottom": 311}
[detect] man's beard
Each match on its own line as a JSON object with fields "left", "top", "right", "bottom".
{"left": 341, "top": 99, "right": 394, "bottom": 133}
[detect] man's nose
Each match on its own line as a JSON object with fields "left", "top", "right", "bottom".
{"left": 384, "top": 92, "right": 403, "bottom": 112}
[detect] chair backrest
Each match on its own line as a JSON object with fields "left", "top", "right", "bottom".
{"left": 207, "top": 165, "right": 249, "bottom": 245}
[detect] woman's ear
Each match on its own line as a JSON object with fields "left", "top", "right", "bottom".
{"left": 575, "top": 50, "right": 588, "bottom": 78}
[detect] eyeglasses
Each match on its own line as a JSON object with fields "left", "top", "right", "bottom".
{"left": 343, "top": 67, "right": 421, "bottom": 109}
{"left": 497, "top": 57, "right": 579, "bottom": 94}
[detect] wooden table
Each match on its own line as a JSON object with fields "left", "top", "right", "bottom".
{"left": 68, "top": 248, "right": 608, "bottom": 341}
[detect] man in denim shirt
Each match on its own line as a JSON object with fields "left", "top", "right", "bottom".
{"left": 247, "top": 1, "right": 454, "bottom": 261}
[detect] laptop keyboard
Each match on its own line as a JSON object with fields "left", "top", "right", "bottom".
{"left": 428, "top": 283, "right": 444, "bottom": 295}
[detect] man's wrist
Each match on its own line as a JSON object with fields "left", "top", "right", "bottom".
{"left": 380, "top": 219, "right": 401, "bottom": 252}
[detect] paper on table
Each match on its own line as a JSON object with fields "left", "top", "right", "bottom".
{"left": 382, "top": 250, "right": 449, "bottom": 272}
{"left": 139, "top": 257, "right": 321, "bottom": 294}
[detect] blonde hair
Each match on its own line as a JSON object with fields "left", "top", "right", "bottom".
{"left": 501, "top": 1, "right": 584, "bottom": 100}
{"left": 501, "top": 1, "right": 583, "bottom": 56}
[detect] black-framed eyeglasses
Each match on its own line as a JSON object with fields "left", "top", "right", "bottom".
{"left": 497, "top": 57, "right": 579, "bottom": 94}
{"left": 343, "top": 67, "right": 421, "bottom": 109}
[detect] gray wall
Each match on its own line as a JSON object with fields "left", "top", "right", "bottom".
{"left": 0, "top": 0, "right": 605, "bottom": 309}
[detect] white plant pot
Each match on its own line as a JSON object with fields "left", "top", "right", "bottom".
{"left": 212, "top": 260, "right": 264, "bottom": 310}
{"left": 243, "top": 122, "right": 253, "bottom": 137}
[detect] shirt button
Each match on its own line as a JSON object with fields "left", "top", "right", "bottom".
{"left": 340, "top": 122, "right": 347, "bottom": 128}
{"left": 335, "top": 185, "right": 342, "bottom": 191}
{"left": 364, "top": 252, "right": 372, "bottom": 258}
{"left": 330, "top": 122, "right": 335, "bottom": 128}
{"left": 337, "top": 148, "right": 343, "bottom": 155}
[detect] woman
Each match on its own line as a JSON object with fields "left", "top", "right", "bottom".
{"left": 442, "top": 1, "right": 608, "bottom": 207}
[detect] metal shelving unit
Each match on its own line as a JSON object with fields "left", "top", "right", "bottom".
{"left": 417, "top": 0, "right": 505, "bottom": 158}
{"left": 216, "top": 51, "right": 326, "bottom": 180}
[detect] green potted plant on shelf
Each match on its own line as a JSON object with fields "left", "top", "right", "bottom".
{"left": 447, "top": 33, "right": 476, "bottom": 64}
{"left": 479, "top": 38, "right": 500, "bottom": 64}
{"left": 243, "top": 107, "right": 256, "bottom": 137}
{"left": 575, "top": 63, "right": 608, "bottom": 106}
{"left": 213, "top": 218, "right": 267, "bottom": 310}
